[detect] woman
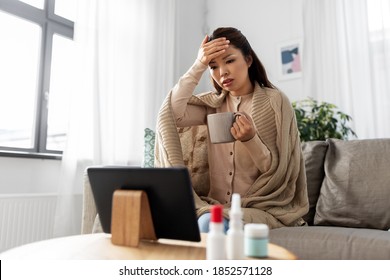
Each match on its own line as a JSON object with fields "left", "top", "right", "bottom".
{"left": 155, "top": 27, "right": 308, "bottom": 232}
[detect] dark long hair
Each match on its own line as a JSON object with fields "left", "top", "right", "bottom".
{"left": 209, "top": 27, "right": 275, "bottom": 93}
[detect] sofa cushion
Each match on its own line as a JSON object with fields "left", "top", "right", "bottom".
{"left": 178, "top": 125, "right": 210, "bottom": 197}
{"left": 301, "top": 141, "right": 328, "bottom": 225}
{"left": 270, "top": 226, "right": 390, "bottom": 259}
{"left": 314, "top": 138, "right": 390, "bottom": 230}
{"left": 142, "top": 128, "right": 156, "bottom": 168}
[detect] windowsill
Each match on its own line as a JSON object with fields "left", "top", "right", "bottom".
{"left": 0, "top": 150, "right": 62, "bottom": 160}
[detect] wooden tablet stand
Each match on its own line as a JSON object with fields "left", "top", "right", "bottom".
{"left": 111, "top": 190, "right": 157, "bottom": 247}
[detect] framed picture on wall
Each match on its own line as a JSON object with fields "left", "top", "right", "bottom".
{"left": 276, "top": 39, "right": 302, "bottom": 80}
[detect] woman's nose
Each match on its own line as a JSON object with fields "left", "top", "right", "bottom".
{"left": 219, "top": 66, "right": 228, "bottom": 76}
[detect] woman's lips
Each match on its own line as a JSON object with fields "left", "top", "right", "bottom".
{"left": 222, "top": 79, "right": 233, "bottom": 86}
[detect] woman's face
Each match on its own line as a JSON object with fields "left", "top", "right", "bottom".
{"left": 208, "top": 45, "right": 253, "bottom": 96}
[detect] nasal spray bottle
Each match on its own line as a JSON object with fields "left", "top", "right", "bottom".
{"left": 206, "top": 205, "right": 226, "bottom": 260}
{"left": 227, "top": 193, "right": 245, "bottom": 260}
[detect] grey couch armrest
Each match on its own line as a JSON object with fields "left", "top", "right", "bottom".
{"left": 81, "top": 171, "right": 97, "bottom": 234}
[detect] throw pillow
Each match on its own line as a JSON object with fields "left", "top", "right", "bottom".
{"left": 301, "top": 141, "right": 328, "bottom": 225}
{"left": 314, "top": 138, "right": 390, "bottom": 230}
{"left": 178, "top": 125, "right": 210, "bottom": 197}
{"left": 142, "top": 128, "right": 155, "bottom": 168}
{"left": 145, "top": 126, "right": 210, "bottom": 196}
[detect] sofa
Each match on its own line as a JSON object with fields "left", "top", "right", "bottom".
{"left": 81, "top": 134, "right": 390, "bottom": 259}
{"left": 269, "top": 138, "right": 390, "bottom": 259}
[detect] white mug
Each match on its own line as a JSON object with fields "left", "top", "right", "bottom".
{"left": 207, "top": 112, "right": 240, "bottom": 144}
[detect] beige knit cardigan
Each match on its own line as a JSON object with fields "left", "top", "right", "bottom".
{"left": 155, "top": 83, "right": 309, "bottom": 229}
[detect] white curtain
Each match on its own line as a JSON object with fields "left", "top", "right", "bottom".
{"left": 54, "top": 0, "right": 175, "bottom": 237}
{"left": 303, "top": 0, "right": 390, "bottom": 139}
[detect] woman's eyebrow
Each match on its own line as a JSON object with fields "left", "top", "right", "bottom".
{"left": 222, "top": 54, "right": 235, "bottom": 60}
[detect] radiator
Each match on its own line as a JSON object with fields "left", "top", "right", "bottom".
{"left": 0, "top": 194, "right": 57, "bottom": 253}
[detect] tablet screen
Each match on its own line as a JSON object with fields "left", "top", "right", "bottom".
{"left": 87, "top": 166, "right": 201, "bottom": 242}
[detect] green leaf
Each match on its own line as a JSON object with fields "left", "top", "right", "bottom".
{"left": 292, "top": 98, "right": 357, "bottom": 142}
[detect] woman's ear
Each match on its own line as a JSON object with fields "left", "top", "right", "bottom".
{"left": 246, "top": 55, "right": 253, "bottom": 67}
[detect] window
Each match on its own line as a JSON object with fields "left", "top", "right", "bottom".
{"left": 0, "top": 0, "right": 75, "bottom": 157}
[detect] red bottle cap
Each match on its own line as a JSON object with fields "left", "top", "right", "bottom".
{"left": 210, "top": 205, "right": 223, "bottom": 223}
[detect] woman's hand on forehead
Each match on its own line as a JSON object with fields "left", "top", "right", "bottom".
{"left": 197, "top": 35, "right": 230, "bottom": 66}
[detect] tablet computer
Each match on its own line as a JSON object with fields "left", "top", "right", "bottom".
{"left": 87, "top": 166, "right": 201, "bottom": 242}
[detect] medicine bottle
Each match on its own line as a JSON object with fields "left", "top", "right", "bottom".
{"left": 206, "top": 205, "right": 226, "bottom": 260}
{"left": 226, "top": 193, "right": 244, "bottom": 260}
{"left": 244, "top": 223, "right": 269, "bottom": 258}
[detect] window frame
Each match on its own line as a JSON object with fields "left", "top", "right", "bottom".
{"left": 0, "top": 0, "right": 74, "bottom": 159}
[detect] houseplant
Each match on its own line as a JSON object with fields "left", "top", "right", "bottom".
{"left": 292, "top": 98, "right": 357, "bottom": 142}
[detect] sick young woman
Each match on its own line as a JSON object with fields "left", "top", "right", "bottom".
{"left": 155, "top": 27, "right": 308, "bottom": 232}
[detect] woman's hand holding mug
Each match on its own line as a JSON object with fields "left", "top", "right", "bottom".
{"left": 231, "top": 112, "right": 256, "bottom": 142}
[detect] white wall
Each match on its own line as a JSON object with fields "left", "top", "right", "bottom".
{"left": 0, "top": 157, "right": 61, "bottom": 194}
{"left": 174, "top": 0, "right": 213, "bottom": 93}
